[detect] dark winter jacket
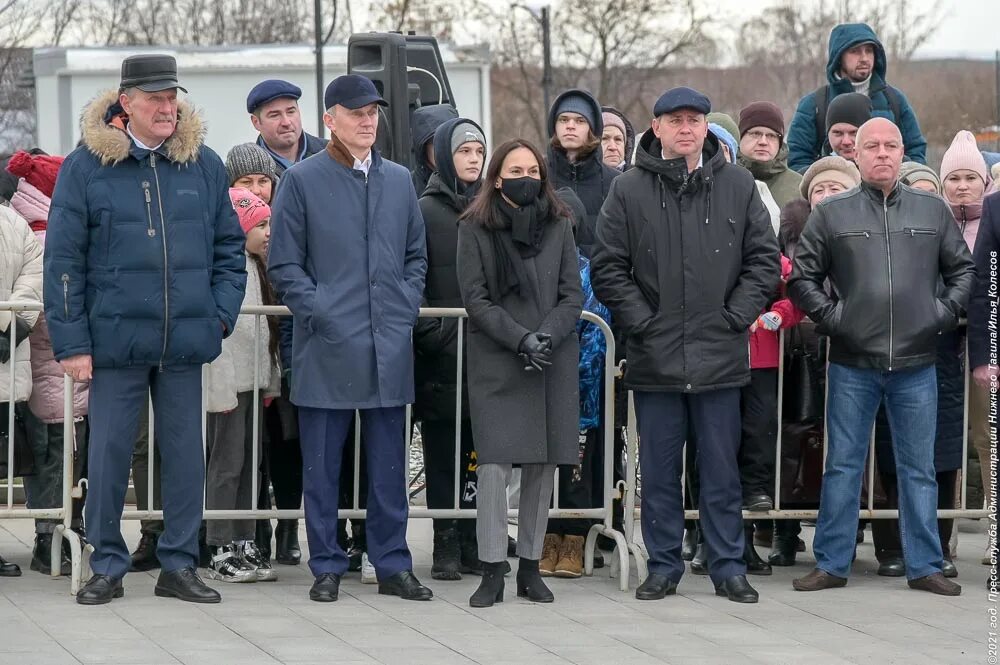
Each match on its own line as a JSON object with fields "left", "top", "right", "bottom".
{"left": 547, "top": 90, "right": 620, "bottom": 259}
{"left": 578, "top": 253, "right": 611, "bottom": 430}
{"left": 268, "top": 134, "right": 427, "bottom": 410}
{"left": 788, "top": 182, "right": 975, "bottom": 371}
{"left": 411, "top": 104, "right": 459, "bottom": 198}
{"left": 413, "top": 117, "right": 485, "bottom": 422}
{"left": 457, "top": 212, "right": 583, "bottom": 465}
{"left": 590, "top": 130, "right": 780, "bottom": 393}
{"left": 257, "top": 131, "right": 327, "bottom": 177}
{"left": 969, "top": 191, "right": 1000, "bottom": 370}
{"left": 601, "top": 105, "right": 636, "bottom": 171}
{"left": 738, "top": 144, "right": 803, "bottom": 209}
{"left": 787, "top": 23, "right": 927, "bottom": 173}
{"left": 45, "top": 90, "right": 247, "bottom": 368}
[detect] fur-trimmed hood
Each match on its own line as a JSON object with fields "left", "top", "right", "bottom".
{"left": 80, "top": 89, "right": 206, "bottom": 166}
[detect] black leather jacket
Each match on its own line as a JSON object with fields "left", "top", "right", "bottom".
{"left": 788, "top": 181, "right": 975, "bottom": 371}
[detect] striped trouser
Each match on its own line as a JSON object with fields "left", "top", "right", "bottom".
{"left": 476, "top": 463, "right": 555, "bottom": 563}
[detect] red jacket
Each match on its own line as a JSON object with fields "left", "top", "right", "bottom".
{"left": 751, "top": 255, "right": 805, "bottom": 369}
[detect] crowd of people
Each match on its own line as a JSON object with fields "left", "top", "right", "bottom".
{"left": 0, "top": 22, "right": 996, "bottom": 609}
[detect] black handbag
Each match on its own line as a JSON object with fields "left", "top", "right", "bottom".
{"left": 0, "top": 402, "right": 34, "bottom": 478}
{"left": 782, "top": 326, "right": 826, "bottom": 424}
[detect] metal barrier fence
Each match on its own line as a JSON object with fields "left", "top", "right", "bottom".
{"left": 615, "top": 328, "right": 991, "bottom": 586}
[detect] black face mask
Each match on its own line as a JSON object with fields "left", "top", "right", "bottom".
{"left": 500, "top": 176, "right": 542, "bottom": 207}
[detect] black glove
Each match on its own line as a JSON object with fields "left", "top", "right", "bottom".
{"left": 0, "top": 317, "right": 31, "bottom": 365}
{"left": 518, "top": 332, "right": 553, "bottom": 372}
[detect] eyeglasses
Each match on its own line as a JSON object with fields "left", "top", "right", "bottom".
{"left": 746, "top": 130, "right": 781, "bottom": 143}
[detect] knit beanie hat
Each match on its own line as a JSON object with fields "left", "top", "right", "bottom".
{"left": 709, "top": 123, "right": 738, "bottom": 163}
{"left": 706, "top": 112, "right": 739, "bottom": 144}
{"left": 6, "top": 150, "right": 64, "bottom": 199}
{"left": 799, "top": 155, "right": 861, "bottom": 200}
{"left": 450, "top": 121, "right": 486, "bottom": 154}
{"left": 825, "top": 92, "right": 872, "bottom": 134}
{"left": 739, "top": 101, "right": 785, "bottom": 138}
{"left": 602, "top": 111, "right": 626, "bottom": 138}
{"left": 553, "top": 92, "right": 599, "bottom": 134}
{"left": 940, "top": 130, "right": 989, "bottom": 185}
{"left": 225, "top": 143, "right": 278, "bottom": 187}
{"left": 899, "top": 161, "right": 942, "bottom": 194}
{"left": 229, "top": 187, "right": 270, "bottom": 235}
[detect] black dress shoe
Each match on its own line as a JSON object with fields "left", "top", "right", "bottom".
{"left": 635, "top": 573, "right": 677, "bottom": 600}
{"left": 310, "top": 573, "right": 342, "bottom": 602}
{"left": 689, "top": 543, "right": 708, "bottom": 575}
{"left": 154, "top": 567, "right": 221, "bottom": 603}
{"left": 715, "top": 575, "right": 759, "bottom": 603}
{"left": 275, "top": 520, "right": 302, "bottom": 565}
{"left": 742, "top": 495, "right": 773, "bottom": 512}
{"left": 877, "top": 557, "right": 906, "bottom": 577}
{"left": 681, "top": 528, "right": 698, "bottom": 562}
{"left": 76, "top": 575, "right": 123, "bottom": 605}
{"left": 129, "top": 532, "right": 160, "bottom": 572}
{"left": 0, "top": 554, "right": 20, "bottom": 577}
{"left": 378, "top": 570, "right": 433, "bottom": 601}
{"left": 941, "top": 559, "right": 958, "bottom": 578}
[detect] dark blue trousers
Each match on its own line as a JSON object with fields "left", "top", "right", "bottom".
{"left": 87, "top": 365, "right": 204, "bottom": 579}
{"left": 635, "top": 389, "right": 746, "bottom": 586}
{"left": 299, "top": 406, "right": 412, "bottom": 579}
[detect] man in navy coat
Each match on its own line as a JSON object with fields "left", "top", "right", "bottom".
{"left": 268, "top": 75, "right": 430, "bottom": 602}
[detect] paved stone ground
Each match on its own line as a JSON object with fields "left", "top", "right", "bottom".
{"left": 0, "top": 517, "right": 991, "bottom": 665}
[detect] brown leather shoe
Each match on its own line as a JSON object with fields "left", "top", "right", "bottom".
{"left": 539, "top": 534, "right": 561, "bottom": 577}
{"left": 554, "top": 535, "right": 584, "bottom": 578}
{"left": 793, "top": 568, "right": 847, "bottom": 591}
{"left": 908, "top": 572, "right": 961, "bottom": 596}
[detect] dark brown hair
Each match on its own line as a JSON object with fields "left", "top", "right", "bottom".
{"left": 460, "top": 139, "right": 570, "bottom": 230}
{"left": 251, "top": 254, "right": 281, "bottom": 368}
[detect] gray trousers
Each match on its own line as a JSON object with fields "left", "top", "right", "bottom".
{"left": 477, "top": 463, "right": 555, "bottom": 563}
{"left": 205, "top": 392, "right": 260, "bottom": 546}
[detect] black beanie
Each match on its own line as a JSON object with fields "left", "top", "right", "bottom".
{"left": 825, "top": 92, "right": 873, "bottom": 134}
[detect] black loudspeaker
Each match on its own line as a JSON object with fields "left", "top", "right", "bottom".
{"left": 348, "top": 32, "right": 456, "bottom": 168}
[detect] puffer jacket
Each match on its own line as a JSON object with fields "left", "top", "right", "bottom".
{"left": 0, "top": 205, "right": 42, "bottom": 403}
{"left": 44, "top": 90, "right": 247, "bottom": 368}
{"left": 788, "top": 182, "right": 975, "bottom": 370}
{"left": 578, "top": 253, "right": 611, "bottom": 430}
{"left": 204, "top": 256, "right": 277, "bottom": 413}
{"left": 787, "top": 22, "right": 927, "bottom": 172}
{"left": 591, "top": 130, "right": 780, "bottom": 392}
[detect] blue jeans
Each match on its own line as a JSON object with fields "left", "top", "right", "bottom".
{"left": 815, "top": 363, "right": 943, "bottom": 580}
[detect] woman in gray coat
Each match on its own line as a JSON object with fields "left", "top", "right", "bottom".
{"left": 457, "top": 139, "right": 583, "bottom": 608}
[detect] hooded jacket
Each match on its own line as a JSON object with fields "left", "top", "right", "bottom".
{"left": 410, "top": 104, "right": 459, "bottom": 197}
{"left": 601, "top": 105, "right": 636, "bottom": 171}
{"left": 590, "top": 130, "right": 780, "bottom": 392}
{"left": 44, "top": 90, "right": 247, "bottom": 368}
{"left": 547, "top": 90, "right": 620, "bottom": 258}
{"left": 738, "top": 144, "right": 803, "bottom": 209}
{"left": 787, "top": 23, "right": 927, "bottom": 173}
{"left": 413, "top": 117, "right": 484, "bottom": 421}
{"left": 788, "top": 182, "right": 974, "bottom": 371}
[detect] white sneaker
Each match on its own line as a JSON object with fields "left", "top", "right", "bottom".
{"left": 361, "top": 552, "right": 377, "bottom": 584}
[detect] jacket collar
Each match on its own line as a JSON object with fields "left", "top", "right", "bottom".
{"left": 634, "top": 129, "right": 725, "bottom": 190}
{"left": 738, "top": 143, "right": 792, "bottom": 181}
{"left": 548, "top": 144, "right": 604, "bottom": 182}
{"left": 861, "top": 179, "right": 902, "bottom": 205}
{"left": 81, "top": 89, "right": 204, "bottom": 166}
{"left": 325, "top": 132, "right": 381, "bottom": 175}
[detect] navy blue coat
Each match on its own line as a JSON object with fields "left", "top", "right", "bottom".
{"left": 268, "top": 138, "right": 427, "bottom": 410}
{"left": 44, "top": 90, "right": 247, "bottom": 368}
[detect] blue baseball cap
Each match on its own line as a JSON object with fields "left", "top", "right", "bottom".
{"left": 653, "top": 86, "right": 711, "bottom": 117}
{"left": 324, "top": 75, "right": 388, "bottom": 111}
{"left": 246, "top": 79, "right": 302, "bottom": 113}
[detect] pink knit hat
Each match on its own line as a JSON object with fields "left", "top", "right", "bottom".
{"left": 10, "top": 180, "right": 51, "bottom": 224}
{"left": 940, "top": 130, "right": 989, "bottom": 185}
{"left": 228, "top": 187, "right": 270, "bottom": 235}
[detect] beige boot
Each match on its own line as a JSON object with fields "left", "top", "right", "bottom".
{"left": 539, "top": 534, "right": 561, "bottom": 576}
{"left": 554, "top": 534, "right": 584, "bottom": 578}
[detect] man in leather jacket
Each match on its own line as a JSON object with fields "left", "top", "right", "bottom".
{"left": 787, "top": 118, "right": 974, "bottom": 596}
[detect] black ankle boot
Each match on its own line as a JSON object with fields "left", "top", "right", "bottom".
{"left": 743, "top": 526, "right": 772, "bottom": 576}
{"left": 682, "top": 526, "right": 699, "bottom": 562}
{"left": 275, "top": 520, "right": 301, "bottom": 565}
{"left": 30, "top": 533, "right": 71, "bottom": 576}
{"left": 516, "top": 557, "right": 554, "bottom": 603}
{"left": 690, "top": 542, "right": 708, "bottom": 575}
{"left": 432, "top": 526, "right": 462, "bottom": 581}
{"left": 469, "top": 561, "right": 506, "bottom": 607}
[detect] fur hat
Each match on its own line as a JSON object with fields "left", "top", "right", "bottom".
{"left": 800, "top": 155, "right": 861, "bottom": 200}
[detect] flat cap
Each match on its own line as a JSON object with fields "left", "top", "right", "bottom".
{"left": 653, "top": 86, "right": 710, "bottom": 117}
{"left": 247, "top": 79, "right": 302, "bottom": 114}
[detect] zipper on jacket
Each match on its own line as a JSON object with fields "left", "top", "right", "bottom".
{"left": 882, "top": 198, "right": 894, "bottom": 371}
{"left": 150, "top": 153, "right": 169, "bottom": 371}
{"left": 142, "top": 181, "right": 155, "bottom": 237}
{"left": 905, "top": 228, "right": 936, "bottom": 237}
{"left": 835, "top": 230, "right": 871, "bottom": 239}
{"left": 61, "top": 274, "right": 69, "bottom": 318}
